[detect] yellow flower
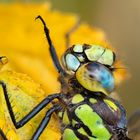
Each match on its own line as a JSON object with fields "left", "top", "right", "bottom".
{"left": 0, "top": 70, "right": 60, "bottom": 140}
{"left": 0, "top": 2, "right": 127, "bottom": 140}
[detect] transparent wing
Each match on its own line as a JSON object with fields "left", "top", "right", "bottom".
{"left": 128, "top": 109, "right": 140, "bottom": 140}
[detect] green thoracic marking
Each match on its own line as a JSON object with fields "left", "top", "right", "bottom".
{"left": 75, "top": 104, "right": 111, "bottom": 139}
{"left": 104, "top": 99, "right": 118, "bottom": 112}
{"left": 89, "top": 98, "right": 97, "bottom": 104}
{"left": 85, "top": 45, "right": 105, "bottom": 61}
{"left": 71, "top": 94, "right": 84, "bottom": 104}
{"left": 63, "top": 128, "right": 79, "bottom": 140}
{"left": 97, "top": 49, "right": 114, "bottom": 66}
{"left": 72, "top": 119, "right": 78, "bottom": 127}
{"left": 62, "top": 111, "right": 70, "bottom": 125}
{"left": 78, "top": 127, "right": 87, "bottom": 137}
{"left": 77, "top": 127, "right": 97, "bottom": 140}
{"left": 65, "top": 53, "right": 80, "bottom": 71}
{"left": 58, "top": 111, "right": 63, "bottom": 118}
{"left": 73, "top": 44, "right": 83, "bottom": 53}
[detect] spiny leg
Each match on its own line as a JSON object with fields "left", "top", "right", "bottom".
{"left": 0, "top": 81, "right": 64, "bottom": 129}
{"left": 35, "top": 15, "right": 66, "bottom": 75}
{"left": 32, "top": 104, "right": 62, "bottom": 140}
{"left": 65, "top": 19, "right": 80, "bottom": 48}
{"left": 0, "top": 129, "right": 8, "bottom": 140}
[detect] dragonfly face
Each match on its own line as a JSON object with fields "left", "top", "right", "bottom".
{"left": 62, "top": 44, "right": 115, "bottom": 95}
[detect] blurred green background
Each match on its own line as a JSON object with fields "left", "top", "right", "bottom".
{"left": 1, "top": 0, "right": 140, "bottom": 116}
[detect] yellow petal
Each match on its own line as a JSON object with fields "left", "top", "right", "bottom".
{"left": 0, "top": 70, "right": 60, "bottom": 140}
{"left": 0, "top": 2, "right": 127, "bottom": 139}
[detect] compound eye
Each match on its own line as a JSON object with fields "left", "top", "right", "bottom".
{"left": 65, "top": 54, "right": 80, "bottom": 71}
{"left": 76, "top": 62, "right": 115, "bottom": 94}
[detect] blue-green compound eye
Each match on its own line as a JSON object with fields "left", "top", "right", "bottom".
{"left": 76, "top": 62, "right": 115, "bottom": 94}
